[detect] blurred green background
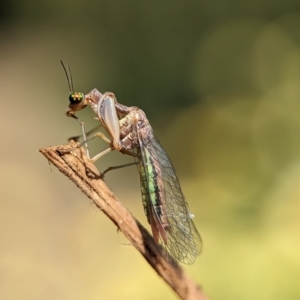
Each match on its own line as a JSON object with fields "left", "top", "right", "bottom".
{"left": 1, "top": 0, "right": 300, "bottom": 299}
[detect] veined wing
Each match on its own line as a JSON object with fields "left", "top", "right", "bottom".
{"left": 135, "top": 125, "right": 202, "bottom": 264}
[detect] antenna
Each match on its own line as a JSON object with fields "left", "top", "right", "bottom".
{"left": 60, "top": 60, "right": 74, "bottom": 93}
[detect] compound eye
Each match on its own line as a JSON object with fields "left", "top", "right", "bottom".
{"left": 69, "top": 92, "right": 84, "bottom": 104}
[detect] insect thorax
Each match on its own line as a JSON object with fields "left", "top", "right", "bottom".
{"left": 119, "top": 109, "right": 153, "bottom": 151}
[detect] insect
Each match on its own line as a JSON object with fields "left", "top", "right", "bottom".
{"left": 61, "top": 61, "right": 202, "bottom": 264}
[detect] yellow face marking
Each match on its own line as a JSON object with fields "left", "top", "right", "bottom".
{"left": 69, "top": 92, "right": 84, "bottom": 104}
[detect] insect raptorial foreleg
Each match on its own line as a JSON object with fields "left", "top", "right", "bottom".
{"left": 90, "top": 100, "right": 140, "bottom": 170}
{"left": 96, "top": 92, "right": 122, "bottom": 151}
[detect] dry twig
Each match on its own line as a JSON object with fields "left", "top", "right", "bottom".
{"left": 39, "top": 141, "right": 209, "bottom": 300}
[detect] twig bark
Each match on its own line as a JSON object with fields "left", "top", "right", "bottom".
{"left": 39, "top": 141, "right": 209, "bottom": 300}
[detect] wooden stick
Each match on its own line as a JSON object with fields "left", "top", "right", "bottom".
{"left": 39, "top": 141, "right": 209, "bottom": 300}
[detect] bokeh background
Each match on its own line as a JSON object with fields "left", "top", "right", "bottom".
{"left": 1, "top": 1, "right": 300, "bottom": 299}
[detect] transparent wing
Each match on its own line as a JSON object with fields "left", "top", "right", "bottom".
{"left": 136, "top": 129, "right": 202, "bottom": 264}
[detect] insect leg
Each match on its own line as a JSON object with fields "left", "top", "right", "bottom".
{"left": 100, "top": 147, "right": 139, "bottom": 177}
{"left": 65, "top": 127, "right": 113, "bottom": 162}
{"left": 67, "top": 113, "right": 91, "bottom": 159}
{"left": 90, "top": 146, "right": 113, "bottom": 163}
{"left": 68, "top": 124, "right": 102, "bottom": 142}
{"left": 71, "top": 130, "right": 114, "bottom": 163}
{"left": 101, "top": 162, "right": 137, "bottom": 178}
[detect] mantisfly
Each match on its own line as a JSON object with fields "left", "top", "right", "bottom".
{"left": 61, "top": 62, "right": 202, "bottom": 264}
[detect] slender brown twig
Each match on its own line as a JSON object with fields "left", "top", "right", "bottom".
{"left": 39, "top": 141, "right": 209, "bottom": 300}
